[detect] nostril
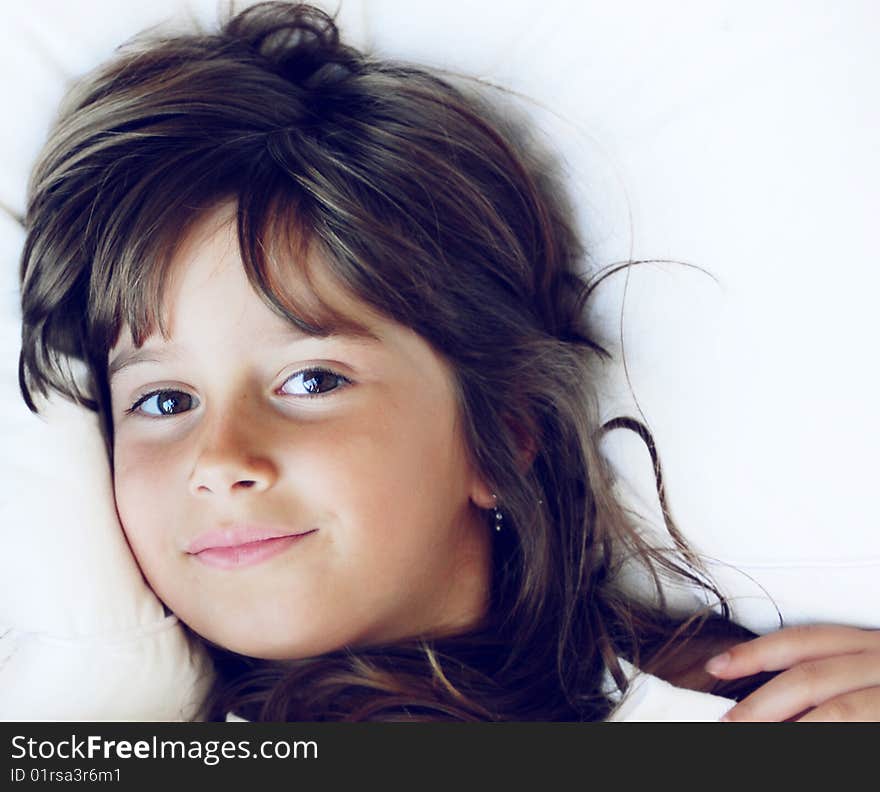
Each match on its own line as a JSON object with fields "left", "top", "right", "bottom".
{"left": 237, "top": 480, "right": 256, "bottom": 489}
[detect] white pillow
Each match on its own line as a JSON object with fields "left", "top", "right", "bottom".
{"left": 0, "top": 216, "right": 212, "bottom": 721}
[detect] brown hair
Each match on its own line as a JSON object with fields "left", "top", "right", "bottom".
{"left": 18, "top": 1, "right": 769, "bottom": 720}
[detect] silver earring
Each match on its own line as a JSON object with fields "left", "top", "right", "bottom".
{"left": 491, "top": 493, "right": 545, "bottom": 532}
{"left": 491, "top": 492, "right": 504, "bottom": 532}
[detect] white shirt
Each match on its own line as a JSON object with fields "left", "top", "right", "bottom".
{"left": 603, "top": 659, "right": 735, "bottom": 721}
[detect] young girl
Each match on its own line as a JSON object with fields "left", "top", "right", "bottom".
{"left": 17, "top": 1, "right": 880, "bottom": 721}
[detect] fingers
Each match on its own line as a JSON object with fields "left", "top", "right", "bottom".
{"left": 704, "top": 624, "right": 880, "bottom": 679}
{"left": 796, "top": 687, "right": 880, "bottom": 722}
{"left": 703, "top": 625, "right": 880, "bottom": 722}
{"left": 720, "top": 651, "right": 880, "bottom": 722}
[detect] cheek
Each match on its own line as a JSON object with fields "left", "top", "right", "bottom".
{"left": 112, "top": 440, "right": 174, "bottom": 557}
{"left": 332, "top": 407, "right": 466, "bottom": 541}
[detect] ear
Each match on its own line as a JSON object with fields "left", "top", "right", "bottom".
{"left": 469, "top": 477, "right": 496, "bottom": 511}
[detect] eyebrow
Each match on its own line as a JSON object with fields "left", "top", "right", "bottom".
{"left": 108, "top": 322, "right": 384, "bottom": 382}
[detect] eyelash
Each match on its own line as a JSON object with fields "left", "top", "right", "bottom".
{"left": 124, "top": 366, "right": 351, "bottom": 418}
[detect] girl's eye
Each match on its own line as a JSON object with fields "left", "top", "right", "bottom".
{"left": 280, "top": 367, "right": 350, "bottom": 398}
{"left": 127, "top": 390, "right": 197, "bottom": 417}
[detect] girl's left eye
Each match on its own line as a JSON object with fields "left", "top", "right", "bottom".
{"left": 280, "top": 367, "right": 351, "bottom": 398}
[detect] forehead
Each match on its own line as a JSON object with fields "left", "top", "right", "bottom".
{"left": 110, "top": 201, "right": 387, "bottom": 356}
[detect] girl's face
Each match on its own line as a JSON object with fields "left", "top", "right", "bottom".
{"left": 109, "top": 204, "right": 494, "bottom": 659}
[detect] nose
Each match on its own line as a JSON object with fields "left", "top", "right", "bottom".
{"left": 187, "top": 409, "right": 279, "bottom": 498}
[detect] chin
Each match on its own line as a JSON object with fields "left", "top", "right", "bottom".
{"left": 200, "top": 629, "right": 331, "bottom": 662}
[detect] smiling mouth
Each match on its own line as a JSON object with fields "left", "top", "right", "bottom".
{"left": 190, "top": 530, "right": 318, "bottom": 570}
{"left": 187, "top": 523, "right": 316, "bottom": 555}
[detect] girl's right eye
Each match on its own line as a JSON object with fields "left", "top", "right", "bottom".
{"left": 126, "top": 390, "right": 198, "bottom": 418}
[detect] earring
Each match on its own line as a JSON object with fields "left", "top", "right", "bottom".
{"left": 491, "top": 493, "right": 544, "bottom": 532}
{"left": 491, "top": 492, "right": 504, "bottom": 532}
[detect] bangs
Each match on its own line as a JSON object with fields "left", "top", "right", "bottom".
{"left": 102, "top": 185, "right": 371, "bottom": 355}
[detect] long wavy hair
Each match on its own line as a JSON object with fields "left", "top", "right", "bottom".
{"left": 18, "top": 1, "right": 770, "bottom": 720}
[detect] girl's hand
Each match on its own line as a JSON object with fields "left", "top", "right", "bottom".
{"left": 704, "top": 624, "right": 880, "bottom": 722}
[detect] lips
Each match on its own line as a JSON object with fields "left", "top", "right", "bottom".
{"left": 186, "top": 523, "right": 313, "bottom": 555}
{"left": 186, "top": 523, "right": 318, "bottom": 570}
